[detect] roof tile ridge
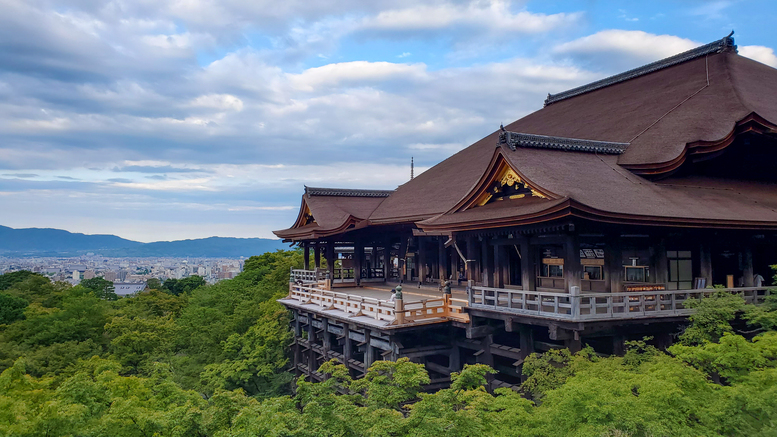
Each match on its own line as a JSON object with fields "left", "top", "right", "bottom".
{"left": 545, "top": 32, "right": 737, "bottom": 106}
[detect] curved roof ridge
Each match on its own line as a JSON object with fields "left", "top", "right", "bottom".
{"left": 305, "top": 186, "right": 394, "bottom": 197}
{"left": 545, "top": 32, "right": 737, "bottom": 106}
{"left": 499, "top": 130, "right": 629, "bottom": 154}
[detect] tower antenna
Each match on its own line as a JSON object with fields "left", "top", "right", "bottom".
{"left": 411, "top": 157, "right": 414, "bottom": 180}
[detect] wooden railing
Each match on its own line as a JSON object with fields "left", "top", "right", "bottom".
{"left": 291, "top": 269, "right": 323, "bottom": 283}
{"left": 286, "top": 283, "right": 469, "bottom": 325}
{"left": 469, "top": 285, "right": 771, "bottom": 322}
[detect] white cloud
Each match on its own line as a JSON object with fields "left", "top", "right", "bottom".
{"left": 287, "top": 61, "right": 428, "bottom": 91}
{"left": 740, "top": 45, "right": 777, "bottom": 68}
{"left": 361, "top": 1, "right": 581, "bottom": 33}
{"left": 189, "top": 94, "right": 245, "bottom": 111}
{"left": 553, "top": 30, "right": 699, "bottom": 72}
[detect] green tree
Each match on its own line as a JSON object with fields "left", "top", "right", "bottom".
{"left": 80, "top": 277, "right": 118, "bottom": 300}
{"left": 0, "top": 271, "right": 46, "bottom": 291}
{"left": 162, "top": 275, "right": 205, "bottom": 296}
{"left": 0, "top": 293, "right": 27, "bottom": 325}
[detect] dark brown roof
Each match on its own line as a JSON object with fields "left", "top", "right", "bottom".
{"left": 273, "top": 187, "right": 390, "bottom": 240}
{"left": 279, "top": 35, "right": 777, "bottom": 238}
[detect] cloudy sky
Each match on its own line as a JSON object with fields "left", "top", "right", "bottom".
{"left": 0, "top": 0, "right": 775, "bottom": 242}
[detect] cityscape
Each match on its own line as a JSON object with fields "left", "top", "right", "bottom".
{"left": 0, "top": 256, "right": 245, "bottom": 294}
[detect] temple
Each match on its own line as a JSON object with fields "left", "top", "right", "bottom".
{"left": 274, "top": 33, "right": 777, "bottom": 389}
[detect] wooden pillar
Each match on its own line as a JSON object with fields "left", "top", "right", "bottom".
{"left": 699, "top": 244, "right": 712, "bottom": 286}
{"left": 481, "top": 238, "right": 491, "bottom": 287}
{"left": 743, "top": 248, "right": 754, "bottom": 287}
{"left": 466, "top": 236, "right": 476, "bottom": 281}
{"left": 326, "top": 241, "right": 336, "bottom": 280}
{"left": 314, "top": 242, "right": 321, "bottom": 268}
{"left": 565, "top": 332, "right": 582, "bottom": 354}
{"left": 342, "top": 324, "right": 352, "bottom": 372}
{"left": 564, "top": 233, "right": 581, "bottom": 292}
{"left": 477, "top": 334, "right": 495, "bottom": 390}
{"left": 520, "top": 238, "right": 535, "bottom": 291}
{"left": 451, "top": 239, "right": 460, "bottom": 283}
{"left": 438, "top": 238, "right": 447, "bottom": 282}
{"left": 449, "top": 345, "right": 461, "bottom": 372}
{"left": 418, "top": 238, "right": 427, "bottom": 283}
{"left": 654, "top": 238, "right": 669, "bottom": 286}
{"left": 612, "top": 334, "right": 626, "bottom": 356}
{"left": 406, "top": 238, "right": 414, "bottom": 282}
{"left": 493, "top": 244, "right": 504, "bottom": 288}
{"left": 293, "top": 311, "right": 302, "bottom": 376}
{"left": 371, "top": 246, "right": 378, "bottom": 277}
{"left": 383, "top": 240, "right": 391, "bottom": 281}
{"left": 307, "top": 319, "right": 317, "bottom": 378}
{"left": 399, "top": 237, "right": 408, "bottom": 282}
{"left": 364, "top": 329, "right": 375, "bottom": 370}
{"left": 303, "top": 242, "right": 310, "bottom": 270}
{"left": 354, "top": 241, "right": 363, "bottom": 286}
{"left": 322, "top": 318, "right": 331, "bottom": 352}
{"left": 607, "top": 237, "right": 624, "bottom": 293}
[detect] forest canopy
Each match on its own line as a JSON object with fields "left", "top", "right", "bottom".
{"left": 0, "top": 254, "right": 776, "bottom": 437}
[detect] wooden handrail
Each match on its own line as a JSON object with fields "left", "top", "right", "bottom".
{"left": 470, "top": 285, "right": 771, "bottom": 321}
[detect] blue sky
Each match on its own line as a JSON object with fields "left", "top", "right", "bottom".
{"left": 0, "top": 0, "right": 775, "bottom": 242}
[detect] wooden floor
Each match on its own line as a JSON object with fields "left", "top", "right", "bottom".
{"left": 336, "top": 281, "right": 469, "bottom": 305}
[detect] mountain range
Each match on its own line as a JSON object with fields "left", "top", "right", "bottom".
{"left": 0, "top": 225, "right": 288, "bottom": 258}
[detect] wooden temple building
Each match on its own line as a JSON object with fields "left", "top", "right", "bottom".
{"left": 274, "top": 33, "right": 777, "bottom": 389}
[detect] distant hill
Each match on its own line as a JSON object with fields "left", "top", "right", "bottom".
{"left": 0, "top": 225, "right": 288, "bottom": 258}
{"left": 101, "top": 237, "right": 288, "bottom": 258}
{"left": 0, "top": 225, "right": 141, "bottom": 253}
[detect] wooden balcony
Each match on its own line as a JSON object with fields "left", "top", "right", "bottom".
{"left": 469, "top": 285, "right": 771, "bottom": 322}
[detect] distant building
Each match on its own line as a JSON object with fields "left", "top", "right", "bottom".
{"left": 113, "top": 282, "right": 146, "bottom": 296}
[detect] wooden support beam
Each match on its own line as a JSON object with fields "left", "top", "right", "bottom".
{"left": 466, "top": 324, "right": 495, "bottom": 339}
{"left": 343, "top": 324, "right": 352, "bottom": 372}
{"left": 493, "top": 243, "right": 504, "bottom": 288}
{"left": 466, "top": 235, "right": 476, "bottom": 282}
{"left": 425, "top": 361, "right": 453, "bottom": 376}
{"left": 418, "top": 238, "right": 427, "bottom": 283}
{"left": 607, "top": 236, "right": 623, "bottom": 293}
{"left": 314, "top": 242, "right": 321, "bottom": 268}
{"left": 399, "top": 237, "right": 408, "bottom": 282}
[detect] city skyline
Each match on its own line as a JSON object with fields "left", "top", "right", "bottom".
{"left": 1, "top": 0, "right": 776, "bottom": 242}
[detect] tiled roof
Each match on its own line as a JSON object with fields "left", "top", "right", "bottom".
{"left": 498, "top": 131, "right": 629, "bottom": 154}
{"left": 305, "top": 186, "right": 394, "bottom": 197}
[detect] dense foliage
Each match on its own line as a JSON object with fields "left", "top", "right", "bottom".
{"left": 1, "top": 259, "right": 776, "bottom": 436}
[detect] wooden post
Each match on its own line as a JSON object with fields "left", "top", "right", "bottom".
{"left": 607, "top": 237, "right": 623, "bottom": 293}
{"left": 383, "top": 240, "right": 391, "bottom": 281}
{"left": 307, "top": 320, "right": 317, "bottom": 379}
{"left": 438, "top": 238, "right": 447, "bottom": 283}
{"left": 477, "top": 334, "right": 495, "bottom": 391}
{"left": 354, "top": 241, "right": 363, "bottom": 286}
{"left": 654, "top": 238, "right": 669, "bottom": 286}
{"left": 303, "top": 242, "right": 310, "bottom": 270}
{"left": 481, "top": 237, "right": 491, "bottom": 287}
{"left": 314, "top": 242, "right": 321, "bottom": 268}
{"left": 493, "top": 244, "right": 504, "bottom": 288}
{"left": 371, "top": 246, "right": 378, "bottom": 278}
{"left": 466, "top": 236, "right": 476, "bottom": 282}
{"left": 407, "top": 238, "right": 415, "bottom": 282}
{"left": 399, "top": 237, "right": 408, "bottom": 282}
{"left": 518, "top": 324, "right": 534, "bottom": 382}
{"left": 322, "top": 318, "right": 331, "bottom": 353}
{"left": 743, "top": 248, "right": 754, "bottom": 287}
{"left": 613, "top": 334, "right": 626, "bottom": 356}
{"left": 565, "top": 331, "right": 582, "bottom": 354}
{"left": 451, "top": 239, "right": 460, "bottom": 284}
{"left": 699, "top": 244, "right": 713, "bottom": 286}
{"left": 520, "top": 238, "right": 535, "bottom": 291}
{"left": 326, "top": 241, "right": 336, "bottom": 284}
{"left": 418, "top": 238, "right": 427, "bottom": 283}
{"left": 564, "top": 233, "right": 581, "bottom": 292}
